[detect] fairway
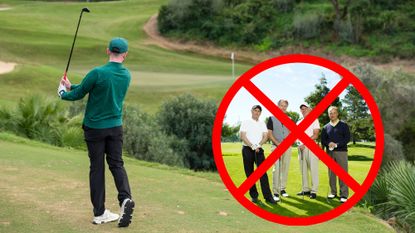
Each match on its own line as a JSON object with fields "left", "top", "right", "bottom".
{"left": 0, "top": 133, "right": 393, "bottom": 232}
{"left": 0, "top": 0, "right": 251, "bottom": 113}
{"left": 222, "top": 142, "right": 375, "bottom": 217}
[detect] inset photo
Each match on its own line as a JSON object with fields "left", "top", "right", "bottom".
{"left": 213, "top": 55, "right": 384, "bottom": 225}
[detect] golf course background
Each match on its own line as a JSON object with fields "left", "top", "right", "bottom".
{"left": 0, "top": 0, "right": 412, "bottom": 232}
{"left": 0, "top": 0, "right": 252, "bottom": 113}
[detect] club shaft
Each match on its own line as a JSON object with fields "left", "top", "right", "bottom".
{"left": 64, "top": 10, "right": 85, "bottom": 79}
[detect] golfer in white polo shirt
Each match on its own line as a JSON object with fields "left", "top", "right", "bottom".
{"left": 239, "top": 105, "right": 276, "bottom": 204}
{"left": 296, "top": 104, "right": 320, "bottom": 199}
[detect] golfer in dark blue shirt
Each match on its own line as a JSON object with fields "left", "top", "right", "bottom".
{"left": 321, "top": 106, "right": 351, "bottom": 203}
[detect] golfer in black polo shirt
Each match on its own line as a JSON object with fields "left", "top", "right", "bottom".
{"left": 321, "top": 106, "right": 351, "bottom": 203}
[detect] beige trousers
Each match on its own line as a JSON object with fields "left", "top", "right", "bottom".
{"left": 298, "top": 147, "right": 319, "bottom": 193}
{"left": 271, "top": 145, "right": 292, "bottom": 194}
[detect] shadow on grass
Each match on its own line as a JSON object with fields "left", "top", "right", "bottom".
{"left": 348, "top": 143, "right": 375, "bottom": 149}
{"left": 349, "top": 155, "right": 373, "bottom": 161}
{"left": 254, "top": 195, "right": 342, "bottom": 217}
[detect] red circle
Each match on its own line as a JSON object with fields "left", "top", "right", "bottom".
{"left": 212, "top": 54, "right": 384, "bottom": 225}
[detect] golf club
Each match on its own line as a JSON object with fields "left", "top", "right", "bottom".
{"left": 279, "top": 158, "right": 282, "bottom": 203}
{"left": 63, "top": 7, "right": 90, "bottom": 80}
{"left": 299, "top": 147, "right": 304, "bottom": 200}
{"left": 253, "top": 149, "right": 258, "bottom": 201}
{"left": 327, "top": 148, "right": 333, "bottom": 204}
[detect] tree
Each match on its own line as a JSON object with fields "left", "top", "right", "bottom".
{"left": 304, "top": 75, "right": 343, "bottom": 125}
{"left": 222, "top": 122, "right": 240, "bottom": 142}
{"left": 342, "top": 85, "right": 374, "bottom": 143}
{"left": 286, "top": 111, "right": 300, "bottom": 123}
{"left": 330, "top": 0, "right": 351, "bottom": 21}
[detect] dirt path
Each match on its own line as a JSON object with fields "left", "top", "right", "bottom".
{"left": 143, "top": 14, "right": 414, "bottom": 74}
{"left": 0, "top": 61, "right": 16, "bottom": 75}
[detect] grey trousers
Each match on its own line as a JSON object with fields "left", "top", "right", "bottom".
{"left": 298, "top": 147, "right": 319, "bottom": 193}
{"left": 271, "top": 145, "right": 292, "bottom": 194}
{"left": 328, "top": 151, "right": 349, "bottom": 198}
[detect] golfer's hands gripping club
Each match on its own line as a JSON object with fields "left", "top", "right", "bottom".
{"left": 251, "top": 144, "right": 262, "bottom": 152}
{"left": 57, "top": 83, "right": 66, "bottom": 98}
{"left": 61, "top": 76, "right": 72, "bottom": 90}
{"left": 57, "top": 76, "right": 70, "bottom": 98}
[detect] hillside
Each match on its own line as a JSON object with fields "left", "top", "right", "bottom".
{"left": 158, "top": 0, "right": 415, "bottom": 60}
{"left": 0, "top": 0, "right": 252, "bottom": 112}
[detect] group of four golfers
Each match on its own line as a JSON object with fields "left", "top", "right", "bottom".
{"left": 239, "top": 100, "right": 351, "bottom": 205}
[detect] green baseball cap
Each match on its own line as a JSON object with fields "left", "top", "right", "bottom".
{"left": 109, "top": 37, "right": 128, "bottom": 53}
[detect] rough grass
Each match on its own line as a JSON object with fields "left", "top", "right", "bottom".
{"left": 0, "top": 133, "right": 394, "bottom": 232}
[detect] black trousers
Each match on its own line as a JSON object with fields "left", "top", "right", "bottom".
{"left": 242, "top": 146, "right": 273, "bottom": 200}
{"left": 83, "top": 125, "right": 132, "bottom": 216}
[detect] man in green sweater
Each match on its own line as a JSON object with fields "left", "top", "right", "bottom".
{"left": 58, "top": 37, "right": 134, "bottom": 227}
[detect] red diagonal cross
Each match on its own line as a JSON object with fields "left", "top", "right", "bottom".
{"left": 236, "top": 75, "right": 361, "bottom": 197}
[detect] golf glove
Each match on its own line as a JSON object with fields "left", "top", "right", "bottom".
{"left": 251, "top": 144, "right": 261, "bottom": 150}
{"left": 57, "top": 83, "right": 67, "bottom": 98}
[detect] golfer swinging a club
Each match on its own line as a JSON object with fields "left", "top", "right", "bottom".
{"left": 57, "top": 38, "right": 134, "bottom": 227}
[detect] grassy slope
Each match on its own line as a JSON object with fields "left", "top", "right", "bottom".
{"left": 0, "top": 0, "right": 251, "bottom": 112}
{"left": 0, "top": 133, "right": 393, "bottom": 232}
{"left": 222, "top": 142, "right": 375, "bottom": 217}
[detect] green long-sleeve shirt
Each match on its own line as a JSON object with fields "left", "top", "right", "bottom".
{"left": 61, "top": 62, "right": 131, "bottom": 129}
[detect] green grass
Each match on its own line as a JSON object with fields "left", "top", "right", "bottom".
{"left": 0, "top": 132, "right": 394, "bottom": 232}
{"left": 222, "top": 142, "right": 376, "bottom": 217}
{"left": 0, "top": 0, "right": 251, "bottom": 113}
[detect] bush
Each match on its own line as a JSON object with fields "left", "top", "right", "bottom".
{"left": 334, "top": 18, "right": 355, "bottom": 43}
{"left": 364, "top": 161, "right": 415, "bottom": 232}
{"left": 123, "top": 106, "right": 188, "bottom": 167}
{"left": 272, "top": 0, "right": 295, "bottom": 13}
{"left": 157, "top": 94, "right": 217, "bottom": 171}
{"left": 384, "top": 161, "right": 415, "bottom": 231}
{"left": 62, "top": 126, "right": 85, "bottom": 149}
{"left": 382, "top": 134, "right": 405, "bottom": 166}
{"left": 293, "top": 13, "right": 322, "bottom": 39}
{"left": 0, "top": 95, "right": 67, "bottom": 146}
{"left": 353, "top": 65, "right": 415, "bottom": 162}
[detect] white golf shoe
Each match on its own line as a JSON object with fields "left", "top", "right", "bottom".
{"left": 92, "top": 209, "right": 119, "bottom": 225}
{"left": 327, "top": 194, "right": 337, "bottom": 199}
{"left": 118, "top": 198, "right": 135, "bottom": 227}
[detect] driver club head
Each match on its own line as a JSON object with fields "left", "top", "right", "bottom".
{"left": 82, "top": 7, "right": 90, "bottom": 13}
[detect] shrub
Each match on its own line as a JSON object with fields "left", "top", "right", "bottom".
{"left": 62, "top": 126, "right": 85, "bottom": 149}
{"left": 1, "top": 95, "right": 67, "bottom": 146}
{"left": 384, "top": 161, "right": 415, "bottom": 231}
{"left": 123, "top": 106, "right": 187, "bottom": 167}
{"left": 353, "top": 65, "right": 415, "bottom": 162}
{"left": 365, "top": 161, "right": 415, "bottom": 232}
{"left": 272, "top": 0, "right": 295, "bottom": 13}
{"left": 293, "top": 13, "right": 322, "bottom": 39}
{"left": 334, "top": 18, "right": 355, "bottom": 43}
{"left": 157, "top": 94, "right": 217, "bottom": 171}
{"left": 382, "top": 134, "right": 405, "bottom": 167}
